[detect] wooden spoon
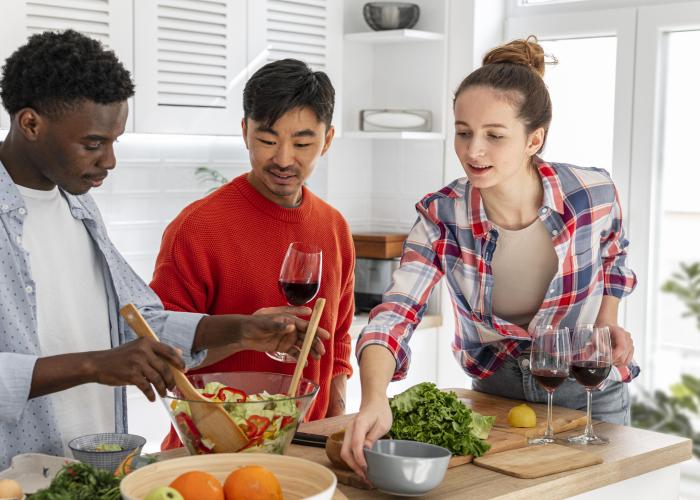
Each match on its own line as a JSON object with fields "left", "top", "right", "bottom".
{"left": 288, "top": 298, "right": 326, "bottom": 397}
{"left": 119, "top": 304, "right": 248, "bottom": 453}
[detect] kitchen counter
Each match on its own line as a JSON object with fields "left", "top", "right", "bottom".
{"left": 349, "top": 313, "right": 442, "bottom": 338}
{"left": 150, "top": 390, "right": 691, "bottom": 499}
{"left": 294, "top": 391, "right": 692, "bottom": 499}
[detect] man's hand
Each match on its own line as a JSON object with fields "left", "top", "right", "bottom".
{"left": 254, "top": 306, "right": 329, "bottom": 360}
{"left": 193, "top": 310, "right": 329, "bottom": 358}
{"left": 327, "top": 374, "right": 347, "bottom": 417}
{"left": 30, "top": 337, "right": 184, "bottom": 402}
{"left": 606, "top": 324, "right": 634, "bottom": 366}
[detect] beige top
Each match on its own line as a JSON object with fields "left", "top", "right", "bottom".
{"left": 491, "top": 219, "right": 558, "bottom": 329}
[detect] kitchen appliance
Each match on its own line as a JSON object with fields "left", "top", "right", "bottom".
{"left": 354, "top": 257, "right": 400, "bottom": 312}
{"left": 360, "top": 109, "right": 432, "bottom": 132}
{"left": 363, "top": 2, "right": 420, "bottom": 31}
{"left": 353, "top": 232, "right": 406, "bottom": 312}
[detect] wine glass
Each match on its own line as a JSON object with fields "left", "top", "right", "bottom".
{"left": 529, "top": 325, "right": 571, "bottom": 445}
{"left": 267, "top": 242, "right": 322, "bottom": 363}
{"left": 568, "top": 324, "right": 613, "bottom": 445}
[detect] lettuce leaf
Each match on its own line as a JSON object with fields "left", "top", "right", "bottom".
{"left": 388, "top": 382, "right": 494, "bottom": 457}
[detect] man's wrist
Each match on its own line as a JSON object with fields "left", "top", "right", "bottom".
{"left": 193, "top": 315, "right": 244, "bottom": 351}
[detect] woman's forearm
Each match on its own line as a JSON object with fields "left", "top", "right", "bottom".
{"left": 358, "top": 345, "right": 396, "bottom": 406}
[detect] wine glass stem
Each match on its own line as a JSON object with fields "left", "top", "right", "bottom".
{"left": 584, "top": 388, "right": 594, "bottom": 438}
{"left": 544, "top": 390, "right": 554, "bottom": 439}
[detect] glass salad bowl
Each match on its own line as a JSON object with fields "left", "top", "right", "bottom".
{"left": 162, "top": 371, "right": 319, "bottom": 455}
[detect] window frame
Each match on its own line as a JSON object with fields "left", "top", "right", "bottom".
{"left": 629, "top": 1, "right": 700, "bottom": 387}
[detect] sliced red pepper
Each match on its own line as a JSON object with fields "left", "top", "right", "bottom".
{"left": 280, "top": 415, "right": 296, "bottom": 430}
{"left": 201, "top": 392, "right": 217, "bottom": 399}
{"left": 242, "top": 435, "right": 264, "bottom": 450}
{"left": 176, "top": 412, "right": 201, "bottom": 437}
{"left": 216, "top": 386, "right": 246, "bottom": 402}
{"left": 245, "top": 415, "right": 271, "bottom": 438}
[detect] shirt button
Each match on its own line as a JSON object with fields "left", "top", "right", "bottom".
{"left": 551, "top": 229, "right": 559, "bottom": 236}
{"left": 539, "top": 207, "right": 547, "bottom": 215}
{"left": 18, "top": 208, "right": 26, "bottom": 215}
{"left": 521, "top": 358, "right": 530, "bottom": 369}
{"left": 549, "top": 288, "right": 555, "bottom": 294}
{"left": 1, "top": 204, "right": 8, "bottom": 211}
{"left": 25, "top": 285, "right": 33, "bottom": 294}
{"left": 15, "top": 235, "right": 22, "bottom": 245}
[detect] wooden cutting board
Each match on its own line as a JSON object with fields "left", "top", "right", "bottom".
{"left": 473, "top": 443, "right": 603, "bottom": 478}
{"left": 450, "top": 389, "right": 589, "bottom": 438}
{"left": 295, "top": 416, "right": 527, "bottom": 490}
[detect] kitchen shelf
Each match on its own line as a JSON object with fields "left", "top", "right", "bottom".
{"left": 343, "top": 131, "right": 445, "bottom": 140}
{"left": 344, "top": 29, "right": 444, "bottom": 44}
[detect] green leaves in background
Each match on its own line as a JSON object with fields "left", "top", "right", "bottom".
{"left": 662, "top": 261, "right": 700, "bottom": 330}
{"left": 195, "top": 166, "right": 229, "bottom": 194}
{"left": 632, "top": 374, "right": 700, "bottom": 458}
{"left": 632, "top": 261, "right": 700, "bottom": 458}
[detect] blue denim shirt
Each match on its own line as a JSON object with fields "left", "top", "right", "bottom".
{"left": 0, "top": 161, "right": 205, "bottom": 468}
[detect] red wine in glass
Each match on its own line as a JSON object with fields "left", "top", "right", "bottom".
{"left": 570, "top": 361, "right": 612, "bottom": 388}
{"left": 531, "top": 369, "right": 569, "bottom": 391}
{"left": 278, "top": 281, "right": 320, "bottom": 306}
{"left": 568, "top": 325, "right": 613, "bottom": 445}
{"left": 528, "top": 325, "right": 571, "bottom": 445}
{"left": 268, "top": 242, "right": 322, "bottom": 363}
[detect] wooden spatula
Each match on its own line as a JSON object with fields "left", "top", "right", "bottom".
{"left": 288, "top": 298, "right": 326, "bottom": 397}
{"left": 119, "top": 304, "right": 249, "bottom": 453}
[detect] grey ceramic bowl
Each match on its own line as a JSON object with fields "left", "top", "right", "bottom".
{"left": 363, "top": 2, "right": 420, "bottom": 31}
{"left": 68, "top": 433, "right": 145, "bottom": 472}
{"left": 364, "top": 439, "right": 451, "bottom": 496}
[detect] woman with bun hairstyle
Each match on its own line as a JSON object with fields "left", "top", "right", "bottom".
{"left": 341, "top": 37, "right": 638, "bottom": 478}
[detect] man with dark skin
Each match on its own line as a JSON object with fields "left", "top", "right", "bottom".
{"left": 0, "top": 30, "right": 327, "bottom": 467}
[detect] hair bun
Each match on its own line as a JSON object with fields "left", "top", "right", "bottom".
{"left": 482, "top": 36, "right": 547, "bottom": 77}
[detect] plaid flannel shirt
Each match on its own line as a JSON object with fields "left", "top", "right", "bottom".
{"left": 356, "top": 161, "right": 639, "bottom": 385}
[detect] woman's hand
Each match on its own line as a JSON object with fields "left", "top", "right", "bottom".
{"left": 340, "top": 395, "right": 393, "bottom": 481}
{"left": 607, "top": 324, "right": 634, "bottom": 366}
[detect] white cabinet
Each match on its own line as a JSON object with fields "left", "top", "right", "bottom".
{"left": 0, "top": 0, "right": 134, "bottom": 130}
{"left": 133, "top": 0, "right": 247, "bottom": 135}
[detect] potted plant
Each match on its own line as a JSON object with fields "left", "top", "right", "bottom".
{"left": 632, "top": 262, "right": 700, "bottom": 494}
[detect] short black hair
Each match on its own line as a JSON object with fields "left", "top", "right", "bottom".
{"left": 0, "top": 29, "right": 135, "bottom": 117}
{"left": 243, "top": 59, "right": 334, "bottom": 129}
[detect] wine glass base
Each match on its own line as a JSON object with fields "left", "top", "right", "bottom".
{"left": 567, "top": 433, "right": 609, "bottom": 445}
{"left": 528, "top": 436, "right": 557, "bottom": 445}
{"left": 266, "top": 352, "right": 298, "bottom": 363}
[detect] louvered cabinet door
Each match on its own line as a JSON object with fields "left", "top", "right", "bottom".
{"left": 133, "top": 0, "right": 247, "bottom": 135}
{"left": 0, "top": 0, "right": 134, "bottom": 130}
{"left": 247, "top": 0, "right": 342, "bottom": 131}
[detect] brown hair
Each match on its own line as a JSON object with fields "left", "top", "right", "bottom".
{"left": 453, "top": 36, "right": 554, "bottom": 154}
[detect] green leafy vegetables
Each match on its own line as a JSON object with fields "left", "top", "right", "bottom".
{"left": 30, "top": 462, "right": 121, "bottom": 500}
{"left": 388, "top": 382, "right": 495, "bottom": 457}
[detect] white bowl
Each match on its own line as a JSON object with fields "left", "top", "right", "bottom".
{"left": 120, "top": 452, "right": 336, "bottom": 500}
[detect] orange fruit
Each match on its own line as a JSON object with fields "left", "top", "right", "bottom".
{"left": 170, "top": 470, "right": 224, "bottom": 500}
{"left": 224, "top": 465, "right": 283, "bottom": 500}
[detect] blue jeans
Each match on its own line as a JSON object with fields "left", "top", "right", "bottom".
{"left": 471, "top": 355, "right": 631, "bottom": 425}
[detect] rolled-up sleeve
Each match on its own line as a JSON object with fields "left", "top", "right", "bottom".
{"left": 0, "top": 353, "right": 38, "bottom": 423}
{"left": 356, "top": 202, "right": 444, "bottom": 381}
{"left": 601, "top": 188, "right": 637, "bottom": 298}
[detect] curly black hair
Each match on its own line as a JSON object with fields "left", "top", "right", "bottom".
{"left": 0, "top": 29, "right": 135, "bottom": 117}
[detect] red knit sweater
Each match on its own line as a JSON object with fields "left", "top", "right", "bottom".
{"left": 151, "top": 174, "right": 355, "bottom": 437}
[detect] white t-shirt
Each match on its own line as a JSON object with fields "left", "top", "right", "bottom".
{"left": 17, "top": 185, "right": 114, "bottom": 455}
{"left": 491, "top": 219, "right": 559, "bottom": 330}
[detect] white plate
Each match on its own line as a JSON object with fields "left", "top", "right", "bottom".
{"left": 0, "top": 453, "right": 77, "bottom": 494}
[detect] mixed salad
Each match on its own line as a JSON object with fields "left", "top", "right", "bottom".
{"left": 169, "top": 381, "right": 300, "bottom": 454}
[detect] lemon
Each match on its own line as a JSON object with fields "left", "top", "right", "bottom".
{"left": 507, "top": 403, "right": 537, "bottom": 428}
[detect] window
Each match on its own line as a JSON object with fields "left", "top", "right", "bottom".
{"left": 539, "top": 36, "right": 617, "bottom": 172}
